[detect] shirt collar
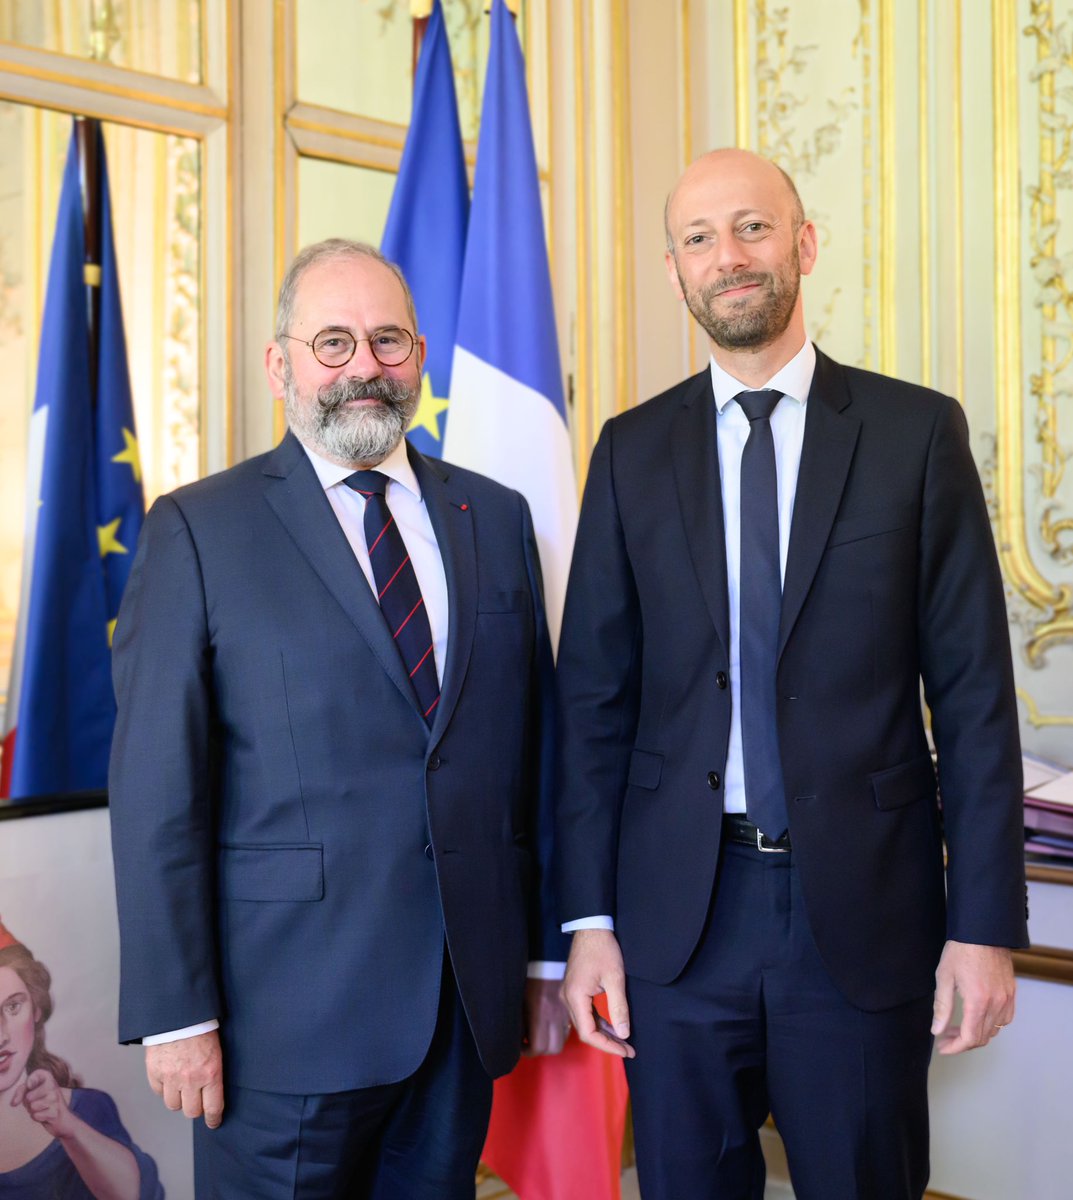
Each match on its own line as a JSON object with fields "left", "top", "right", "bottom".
{"left": 709, "top": 338, "right": 817, "bottom": 414}
{"left": 299, "top": 436, "right": 421, "bottom": 501}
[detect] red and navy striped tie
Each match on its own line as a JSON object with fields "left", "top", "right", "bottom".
{"left": 345, "top": 470, "right": 440, "bottom": 725}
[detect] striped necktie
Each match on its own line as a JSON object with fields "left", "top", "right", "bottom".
{"left": 345, "top": 470, "right": 440, "bottom": 725}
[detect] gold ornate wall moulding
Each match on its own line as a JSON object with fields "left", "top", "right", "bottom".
{"left": 1016, "top": 686, "right": 1073, "bottom": 728}
{"left": 992, "top": 0, "right": 1073, "bottom": 667}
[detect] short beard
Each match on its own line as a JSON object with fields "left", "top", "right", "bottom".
{"left": 678, "top": 244, "right": 801, "bottom": 351}
{"left": 284, "top": 366, "right": 419, "bottom": 466}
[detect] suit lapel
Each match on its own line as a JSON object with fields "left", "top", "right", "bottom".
{"left": 409, "top": 446, "right": 476, "bottom": 743}
{"left": 778, "top": 349, "right": 861, "bottom": 657}
{"left": 672, "top": 371, "right": 731, "bottom": 657}
{"left": 262, "top": 433, "right": 423, "bottom": 720}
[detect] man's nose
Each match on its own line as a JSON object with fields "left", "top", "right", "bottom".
{"left": 713, "top": 234, "right": 749, "bottom": 274}
{"left": 345, "top": 339, "right": 383, "bottom": 378}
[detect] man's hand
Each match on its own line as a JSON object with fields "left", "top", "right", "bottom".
{"left": 932, "top": 940, "right": 1016, "bottom": 1055}
{"left": 146, "top": 1030, "right": 225, "bottom": 1128}
{"left": 523, "top": 978, "right": 571, "bottom": 1056}
{"left": 559, "top": 929, "right": 635, "bottom": 1059}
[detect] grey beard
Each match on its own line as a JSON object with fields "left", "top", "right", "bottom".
{"left": 284, "top": 372, "right": 419, "bottom": 465}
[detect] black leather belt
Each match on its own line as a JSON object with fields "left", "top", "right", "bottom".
{"left": 723, "top": 813, "right": 791, "bottom": 853}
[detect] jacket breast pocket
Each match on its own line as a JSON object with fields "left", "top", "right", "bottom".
{"left": 827, "top": 503, "right": 915, "bottom": 549}
{"left": 870, "top": 754, "right": 937, "bottom": 811}
{"left": 218, "top": 843, "right": 324, "bottom": 901}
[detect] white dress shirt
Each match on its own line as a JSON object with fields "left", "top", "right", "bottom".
{"left": 561, "top": 339, "right": 817, "bottom": 935}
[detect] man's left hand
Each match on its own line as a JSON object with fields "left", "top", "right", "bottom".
{"left": 932, "top": 939, "right": 1016, "bottom": 1055}
{"left": 523, "top": 978, "right": 571, "bottom": 1056}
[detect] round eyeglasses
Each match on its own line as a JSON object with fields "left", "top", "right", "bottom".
{"left": 280, "top": 326, "right": 416, "bottom": 368}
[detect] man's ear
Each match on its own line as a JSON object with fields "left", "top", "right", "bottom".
{"left": 664, "top": 251, "right": 685, "bottom": 301}
{"left": 798, "top": 220, "right": 819, "bottom": 278}
{"left": 265, "top": 341, "right": 287, "bottom": 400}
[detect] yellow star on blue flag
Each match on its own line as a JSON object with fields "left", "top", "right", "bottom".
{"left": 410, "top": 374, "right": 450, "bottom": 442}
{"left": 98, "top": 518, "right": 128, "bottom": 558}
{"left": 112, "top": 427, "right": 142, "bottom": 483}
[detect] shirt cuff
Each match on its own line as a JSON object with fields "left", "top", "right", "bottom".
{"left": 527, "top": 960, "right": 567, "bottom": 980}
{"left": 561, "top": 915, "right": 615, "bottom": 933}
{"left": 143, "top": 1019, "right": 220, "bottom": 1045}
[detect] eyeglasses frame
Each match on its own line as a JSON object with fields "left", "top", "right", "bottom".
{"left": 279, "top": 325, "right": 417, "bottom": 369}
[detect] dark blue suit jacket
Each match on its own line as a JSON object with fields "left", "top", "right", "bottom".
{"left": 556, "top": 349, "right": 1028, "bottom": 1012}
{"left": 109, "top": 433, "right": 567, "bottom": 1093}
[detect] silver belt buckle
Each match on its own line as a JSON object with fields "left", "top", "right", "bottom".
{"left": 756, "top": 827, "right": 789, "bottom": 853}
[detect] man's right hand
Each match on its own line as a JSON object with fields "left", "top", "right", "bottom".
{"left": 559, "top": 929, "right": 636, "bottom": 1059}
{"left": 145, "top": 1030, "right": 225, "bottom": 1128}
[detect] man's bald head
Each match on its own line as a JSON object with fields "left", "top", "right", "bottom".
{"left": 664, "top": 149, "right": 805, "bottom": 252}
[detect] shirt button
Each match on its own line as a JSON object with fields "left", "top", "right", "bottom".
{"left": 716, "top": 671, "right": 728, "bottom": 690}
{"left": 424, "top": 843, "right": 434, "bottom": 860}
{"left": 707, "top": 771, "right": 721, "bottom": 790}
{"left": 427, "top": 753, "right": 442, "bottom": 771}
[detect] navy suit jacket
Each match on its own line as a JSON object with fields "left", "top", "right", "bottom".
{"left": 556, "top": 349, "right": 1028, "bottom": 1012}
{"left": 109, "top": 432, "right": 567, "bottom": 1094}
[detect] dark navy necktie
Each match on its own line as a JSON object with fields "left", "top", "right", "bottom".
{"left": 345, "top": 470, "right": 440, "bottom": 725}
{"left": 735, "top": 389, "right": 788, "bottom": 839}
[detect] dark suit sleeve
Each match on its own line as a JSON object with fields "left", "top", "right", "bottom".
{"left": 555, "top": 422, "right": 643, "bottom": 923}
{"left": 917, "top": 397, "right": 1028, "bottom": 948}
{"left": 518, "top": 492, "right": 571, "bottom": 963}
{"left": 108, "top": 495, "right": 223, "bottom": 1041}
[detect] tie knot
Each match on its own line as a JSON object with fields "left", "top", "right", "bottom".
{"left": 735, "top": 389, "right": 783, "bottom": 423}
{"left": 344, "top": 469, "right": 388, "bottom": 497}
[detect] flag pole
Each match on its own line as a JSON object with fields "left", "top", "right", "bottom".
{"left": 410, "top": 1, "right": 432, "bottom": 78}
{"left": 77, "top": 0, "right": 120, "bottom": 409}
{"left": 74, "top": 117, "right": 101, "bottom": 407}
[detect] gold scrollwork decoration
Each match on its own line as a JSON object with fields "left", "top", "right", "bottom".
{"left": 1024, "top": 0, "right": 1073, "bottom": 506}
{"left": 992, "top": 0, "right": 1073, "bottom": 665}
{"left": 1017, "top": 686, "right": 1073, "bottom": 727}
{"left": 754, "top": 3, "right": 857, "bottom": 179}
{"left": 164, "top": 137, "right": 200, "bottom": 492}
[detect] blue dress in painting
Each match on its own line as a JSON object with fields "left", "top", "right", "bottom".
{"left": 0, "top": 1088, "right": 163, "bottom": 1199}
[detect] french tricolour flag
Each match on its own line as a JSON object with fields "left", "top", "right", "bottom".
{"left": 442, "top": 0, "right": 576, "bottom": 647}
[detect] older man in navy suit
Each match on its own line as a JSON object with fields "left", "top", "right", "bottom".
{"left": 109, "top": 239, "right": 568, "bottom": 1199}
{"left": 557, "top": 150, "right": 1028, "bottom": 1200}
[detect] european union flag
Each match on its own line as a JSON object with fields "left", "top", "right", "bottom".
{"left": 381, "top": 0, "right": 469, "bottom": 457}
{"left": 1, "top": 120, "right": 144, "bottom": 800}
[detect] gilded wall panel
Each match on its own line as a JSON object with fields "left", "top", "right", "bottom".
{"left": 0, "top": 0, "right": 203, "bottom": 82}
{"left": 989, "top": 0, "right": 1073, "bottom": 748}
{"left": 294, "top": 0, "right": 497, "bottom": 140}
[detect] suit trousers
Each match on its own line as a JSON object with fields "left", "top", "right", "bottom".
{"left": 625, "top": 840, "right": 933, "bottom": 1200}
{"left": 192, "top": 958, "right": 493, "bottom": 1200}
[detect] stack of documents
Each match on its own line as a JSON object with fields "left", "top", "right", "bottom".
{"left": 1023, "top": 754, "right": 1073, "bottom": 862}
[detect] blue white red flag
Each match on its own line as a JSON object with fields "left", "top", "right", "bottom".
{"left": 442, "top": 0, "right": 577, "bottom": 648}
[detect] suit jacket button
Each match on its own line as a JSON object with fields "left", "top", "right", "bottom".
{"left": 424, "top": 843, "right": 434, "bottom": 860}
{"left": 428, "top": 753, "right": 442, "bottom": 771}
{"left": 707, "top": 771, "right": 721, "bottom": 790}
{"left": 716, "top": 671, "right": 728, "bottom": 690}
